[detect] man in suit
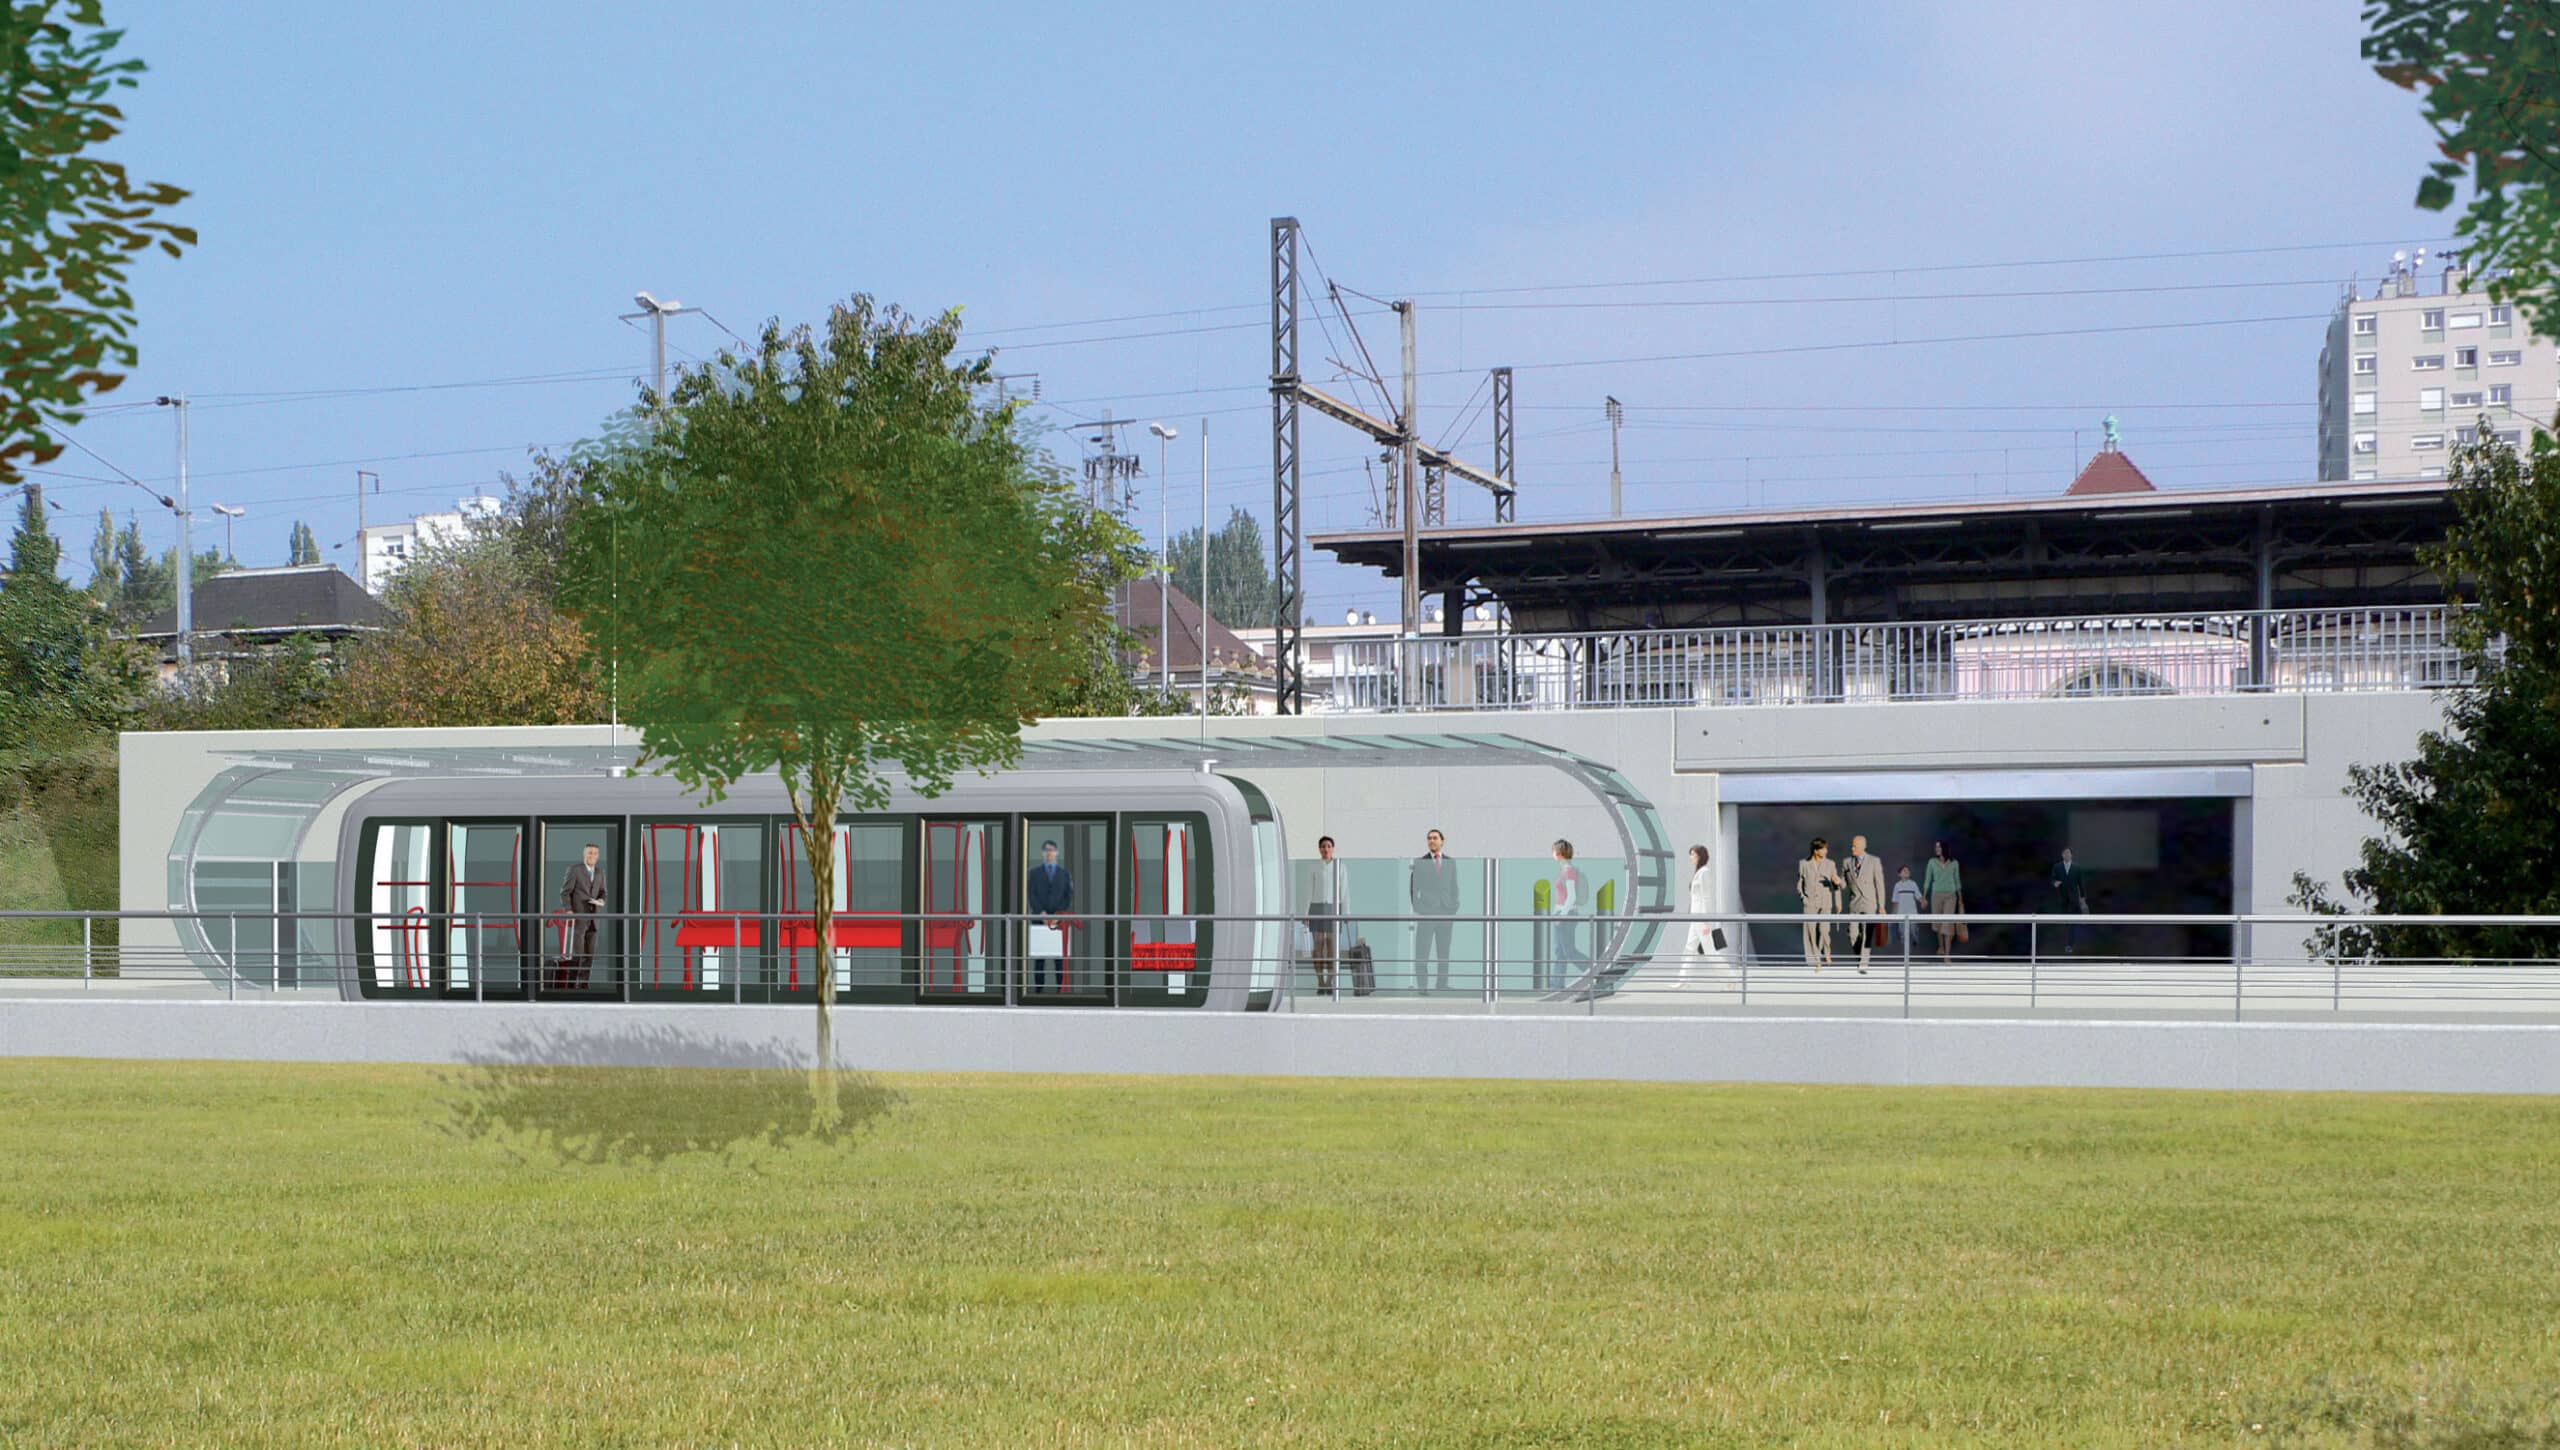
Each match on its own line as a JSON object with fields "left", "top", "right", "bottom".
{"left": 2051, "top": 846, "right": 2091, "bottom": 954}
{"left": 1840, "top": 834, "right": 1887, "bottom": 975}
{"left": 558, "top": 843, "right": 606, "bottom": 989}
{"left": 1027, "top": 839, "right": 1073, "bottom": 992}
{"left": 1409, "top": 828, "right": 1460, "bottom": 992}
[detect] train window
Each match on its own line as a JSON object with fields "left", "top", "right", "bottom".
{"left": 1024, "top": 818, "right": 1108, "bottom": 999}
{"left": 921, "top": 819, "right": 1009, "bottom": 998}
{"left": 195, "top": 860, "right": 293, "bottom": 989}
{"left": 368, "top": 822, "right": 434, "bottom": 991}
{"left": 781, "top": 823, "right": 905, "bottom": 993}
{"left": 638, "top": 820, "right": 765, "bottom": 994}
{"left": 446, "top": 822, "right": 525, "bottom": 995}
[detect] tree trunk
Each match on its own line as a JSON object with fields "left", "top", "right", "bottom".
{"left": 806, "top": 793, "right": 840, "bottom": 1130}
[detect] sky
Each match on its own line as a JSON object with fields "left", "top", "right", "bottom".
{"left": 33, "top": 0, "right": 2448, "bottom": 622}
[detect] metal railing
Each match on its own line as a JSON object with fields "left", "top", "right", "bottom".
{"left": 7, "top": 907, "right": 2560, "bottom": 1021}
{"left": 1320, "top": 604, "right": 2485, "bottom": 712}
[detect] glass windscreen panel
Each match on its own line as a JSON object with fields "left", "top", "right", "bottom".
{"left": 369, "top": 822, "right": 434, "bottom": 991}
{"left": 539, "top": 823, "right": 622, "bottom": 995}
{"left": 1128, "top": 818, "right": 1199, "bottom": 995}
{"left": 195, "top": 861, "right": 290, "bottom": 989}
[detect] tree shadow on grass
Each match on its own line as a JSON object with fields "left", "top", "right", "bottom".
{"left": 434, "top": 1023, "right": 902, "bottom": 1168}
{"left": 2260, "top": 1373, "right": 2560, "bottom": 1448}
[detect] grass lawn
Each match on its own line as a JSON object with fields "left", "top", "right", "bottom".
{"left": 3, "top": 1061, "right": 2557, "bottom": 1447}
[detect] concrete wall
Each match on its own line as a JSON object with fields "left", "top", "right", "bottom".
{"left": 6, "top": 1000, "right": 2556, "bottom": 1094}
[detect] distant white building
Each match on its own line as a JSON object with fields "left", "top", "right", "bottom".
{"left": 355, "top": 495, "right": 501, "bottom": 594}
{"left": 2317, "top": 250, "right": 2558, "bottom": 482}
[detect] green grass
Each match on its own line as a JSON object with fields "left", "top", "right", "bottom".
{"left": 3, "top": 1062, "right": 2558, "bottom": 1447}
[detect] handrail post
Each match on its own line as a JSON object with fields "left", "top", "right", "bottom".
{"left": 83, "top": 916, "right": 92, "bottom": 989}
{"left": 2232, "top": 916, "right": 2244, "bottom": 1022}
{"left": 2028, "top": 921, "right": 2038, "bottom": 1010}
{"left": 1740, "top": 946, "right": 1749, "bottom": 1006}
{"left": 1901, "top": 938, "right": 1911, "bottom": 1018}
{"left": 735, "top": 916, "right": 744, "bottom": 1004}
{"left": 473, "top": 913, "right": 484, "bottom": 1002}
{"left": 227, "top": 913, "right": 239, "bottom": 1000}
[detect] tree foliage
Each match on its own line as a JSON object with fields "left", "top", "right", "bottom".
{"left": 556, "top": 296, "right": 1105, "bottom": 1080}
{"left": 334, "top": 531, "right": 601, "bottom": 729}
{"left": 2293, "top": 421, "right": 2560, "bottom": 959}
{"left": 2366, "top": 2, "right": 2560, "bottom": 339}
{"left": 287, "top": 520, "right": 319, "bottom": 566}
{"left": 0, "top": 482, "right": 140, "bottom": 745}
{"left": 1165, "top": 505, "right": 1276, "bottom": 639}
{"left": 0, "top": 1, "right": 196, "bottom": 485}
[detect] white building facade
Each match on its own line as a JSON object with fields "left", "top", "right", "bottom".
{"left": 354, "top": 495, "right": 501, "bottom": 594}
{"left": 2318, "top": 257, "right": 2558, "bottom": 482}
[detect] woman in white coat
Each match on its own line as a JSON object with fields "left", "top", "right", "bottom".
{"left": 1677, "top": 844, "right": 1727, "bottom": 988}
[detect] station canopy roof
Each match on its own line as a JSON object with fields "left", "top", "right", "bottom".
{"left": 1312, "top": 473, "right": 2456, "bottom": 634}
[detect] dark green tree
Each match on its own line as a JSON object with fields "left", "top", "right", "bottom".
{"left": 2294, "top": 421, "right": 2560, "bottom": 960}
{"left": 557, "top": 297, "right": 1109, "bottom": 1099}
{"left": 0, "top": 483, "right": 139, "bottom": 744}
{"left": 0, "top": 2, "right": 196, "bottom": 485}
{"left": 286, "top": 520, "right": 320, "bottom": 566}
{"left": 1165, "top": 506, "right": 1275, "bottom": 639}
{"left": 2366, "top": 3, "right": 2560, "bottom": 339}
{"left": 82, "top": 506, "right": 113, "bottom": 601}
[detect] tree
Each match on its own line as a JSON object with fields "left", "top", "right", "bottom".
{"left": 495, "top": 448, "right": 599, "bottom": 596}
{"left": 2293, "top": 421, "right": 2560, "bottom": 960}
{"left": 2367, "top": 3, "right": 2560, "bottom": 339}
{"left": 83, "top": 506, "right": 112, "bottom": 601}
{"left": 110, "top": 515, "right": 160, "bottom": 626}
{"left": 1165, "top": 506, "right": 1276, "bottom": 639}
{"left": 287, "top": 520, "right": 319, "bottom": 566}
{"left": 557, "top": 297, "right": 1105, "bottom": 1104}
{"left": 0, "top": 483, "right": 140, "bottom": 745}
{"left": 0, "top": 2, "right": 196, "bottom": 486}
{"left": 142, "top": 632, "right": 338, "bottom": 731}
{"left": 334, "top": 531, "right": 601, "bottom": 729}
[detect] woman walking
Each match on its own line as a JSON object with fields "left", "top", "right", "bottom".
{"left": 1796, "top": 837, "right": 1842, "bottom": 970}
{"left": 1678, "top": 844, "right": 1724, "bottom": 988}
{"left": 1923, "top": 841, "right": 1965, "bottom": 962}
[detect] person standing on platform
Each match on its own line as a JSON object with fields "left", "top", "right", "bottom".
{"left": 1923, "top": 840, "right": 1964, "bottom": 962}
{"left": 1796, "top": 837, "right": 1842, "bottom": 970}
{"left": 1891, "top": 865, "right": 1924, "bottom": 960}
{"left": 2051, "top": 846, "right": 2090, "bottom": 954}
{"left": 1028, "top": 839, "right": 1073, "bottom": 992}
{"left": 559, "top": 842, "right": 606, "bottom": 990}
{"left": 1307, "top": 835, "right": 1345, "bottom": 994}
{"left": 1840, "top": 834, "right": 1886, "bottom": 975}
{"left": 1409, "top": 828, "right": 1459, "bottom": 993}
{"left": 1678, "top": 844, "right": 1725, "bottom": 988}
{"left": 1547, "top": 839, "right": 1584, "bottom": 990}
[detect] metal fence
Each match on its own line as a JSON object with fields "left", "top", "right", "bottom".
{"left": 8, "top": 908, "right": 2560, "bottom": 1021}
{"left": 1321, "top": 605, "right": 2485, "bottom": 712}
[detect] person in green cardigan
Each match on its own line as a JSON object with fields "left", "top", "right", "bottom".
{"left": 1922, "top": 841, "right": 1964, "bottom": 961}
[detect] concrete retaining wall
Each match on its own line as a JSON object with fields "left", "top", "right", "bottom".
{"left": 4, "top": 1000, "right": 2556, "bottom": 1094}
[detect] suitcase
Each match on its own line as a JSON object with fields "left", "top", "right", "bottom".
{"left": 1345, "top": 939, "right": 1376, "bottom": 997}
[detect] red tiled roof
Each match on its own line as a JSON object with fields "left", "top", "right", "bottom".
{"left": 2065, "top": 450, "right": 2157, "bottom": 496}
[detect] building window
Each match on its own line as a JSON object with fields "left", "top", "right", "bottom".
{"left": 2420, "top": 387, "right": 2446, "bottom": 411}
{"left": 2352, "top": 469, "right": 2379, "bottom": 481}
{"left": 2449, "top": 311, "right": 2484, "bottom": 330}
{"left": 2353, "top": 314, "right": 2378, "bottom": 336}
{"left": 2419, "top": 465, "right": 2445, "bottom": 479}
{"left": 2411, "top": 434, "right": 2444, "bottom": 450}
{"left": 2490, "top": 384, "right": 2512, "bottom": 405}
{"left": 2488, "top": 350, "right": 2522, "bottom": 366}
{"left": 2457, "top": 425, "right": 2480, "bottom": 444}
{"left": 2353, "top": 392, "right": 2378, "bottom": 415}
{"left": 2353, "top": 433, "right": 2378, "bottom": 454}
{"left": 2489, "top": 305, "right": 2512, "bottom": 324}
{"left": 2422, "top": 308, "right": 2445, "bottom": 329}
{"left": 2451, "top": 390, "right": 2483, "bottom": 408}
{"left": 2353, "top": 354, "right": 2377, "bottom": 375}
{"left": 2412, "top": 354, "right": 2445, "bottom": 370}
{"left": 2497, "top": 430, "right": 2523, "bottom": 448}
{"left": 2456, "top": 346, "right": 2478, "bottom": 367}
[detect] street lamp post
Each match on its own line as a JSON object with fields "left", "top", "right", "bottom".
{"left": 1148, "top": 423, "right": 1179, "bottom": 702}
{"left": 210, "top": 504, "right": 243, "bottom": 563}
{"left": 153, "top": 395, "right": 191, "bottom": 685}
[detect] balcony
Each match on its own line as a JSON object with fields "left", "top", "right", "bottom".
{"left": 1318, "top": 605, "right": 2482, "bottom": 713}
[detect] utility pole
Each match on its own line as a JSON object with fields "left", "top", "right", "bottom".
{"left": 1396, "top": 301, "right": 1420, "bottom": 645}
{"left": 1197, "top": 416, "right": 1209, "bottom": 724}
{"left": 154, "top": 395, "right": 191, "bottom": 686}
{"left": 1148, "top": 422, "right": 1179, "bottom": 702}
{"left": 625, "top": 292, "right": 700, "bottom": 407}
{"left": 1605, "top": 396, "right": 1625, "bottom": 517}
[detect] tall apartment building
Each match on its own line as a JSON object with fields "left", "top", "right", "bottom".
{"left": 2316, "top": 252, "right": 2558, "bottom": 481}
{"left": 354, "top": 494, "right": 500, "bottom": 594}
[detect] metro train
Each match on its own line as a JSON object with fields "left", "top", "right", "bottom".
{"left": 331, "top": 767, "right": 1284, "bottom": 1011}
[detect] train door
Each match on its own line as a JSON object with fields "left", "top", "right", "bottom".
{"left": 1124, "top": 815, "right": 1210, "bottom": 1007}
{"left": 360, "top": 818, "right": 437, "bottom": 996}
{"left": 445, "top": 819, "right": 529, "bottom": 998}
{"left": 1022, "top": 816, "right": 1110, "bottom": 1003}
{"left": 920, "top": 818, "right": 1009, "bottom": 1002}
{"left": 536, "top": 820, "right": 624, "bottom": 999}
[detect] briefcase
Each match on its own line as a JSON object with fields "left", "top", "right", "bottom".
{"left": 1346, "top": 940, "right": 1376, "bottom": 997}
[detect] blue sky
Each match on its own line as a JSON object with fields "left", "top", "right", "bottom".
{"left": 40, "top": 0, "right": 2443, "bottom": 619}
